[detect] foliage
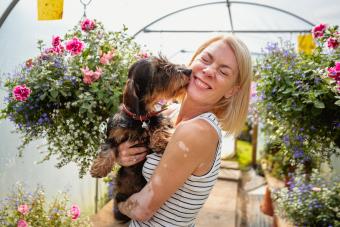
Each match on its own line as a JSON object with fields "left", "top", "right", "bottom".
{"left": 0, "top": 183, "right": 91, "bottom": 227}
{"left": 260, "top": 139, "right": 293, "bottom": 180}
{"left": 235, "top": 140, "right": 253, "bottom": 169}
{"left": 0, "top": 19, "right": 145, "bottom": 177}
{"left": 255, "top": 24, "right": 340, "bottom": 170}
{"left": 272, "top": 167, "right": 340, "bottom": 226}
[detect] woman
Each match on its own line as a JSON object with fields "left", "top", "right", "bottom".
{"left": 117, "top": 35, "right": 252, "bottom": 226}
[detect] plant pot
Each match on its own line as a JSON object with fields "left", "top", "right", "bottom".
{"left": 260, "top": 186, "right": 274, "bottom": 216}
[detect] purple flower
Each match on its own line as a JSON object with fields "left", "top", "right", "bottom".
{"left": 283, "top": 135, "right": 290, "bottom": 145}
{"left": 293, "top": 148, "right": 304, "bottom": 159}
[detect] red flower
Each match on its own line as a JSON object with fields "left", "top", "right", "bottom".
{"left": 312, "top": 23, "right": 327, "bottom": 39}
{"left": 327, "top": 37, "right": 339, "bottom": 49}
{"left": 81, "top": 18, "right": 96, "bottom": 32}
{"left": 65, "top": 37, "right": 84, "bottom": 55}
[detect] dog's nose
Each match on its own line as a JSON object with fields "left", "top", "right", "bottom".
{"left": 182, "top": 69, "right": 192, "bottom": 76}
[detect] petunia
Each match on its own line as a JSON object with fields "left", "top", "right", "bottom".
{"left": 69, "top": 204, "right": 80, "bottom": 220}
{"left": 327, "top": 37, "right": 339, "bottom": 49}
{"left": 81, "top": 67, "right": 102, "bottom": 85}
{"left": 52, "top": 35, "right": 61, "bottom": 47}
{"left": 81, "top": 18, "right": 96, "bottom": 32}
{"left": 100, "top": 50, "right": 115, "bottom": 65}
{"left": 312, "top": 23, "right": 327, "bottom": 39}
{"left": 65, "top": 37, "right": 84, "bottom": 56}
{"left": 17, "top": 220, "right": 28, "bottom": 227}
{"left": 18, "top": 204, "right": 29, "bottom": 215}
{"left": 12, "top": 85, "right": 32, "bottom": 102}
{"left": 327, "top": 62, "right": 340, "bottom": 80}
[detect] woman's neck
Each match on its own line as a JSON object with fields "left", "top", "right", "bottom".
{"left": 175, "top": 96, "right": 212, "bottom": 125}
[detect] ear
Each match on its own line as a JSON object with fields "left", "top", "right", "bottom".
{"left": 123, "top": 79, "right": 140, "bottom": 113}
{"left": 224, "top": 85, "right": 240, "bottom": 99}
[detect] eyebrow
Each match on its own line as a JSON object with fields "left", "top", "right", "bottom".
{"left": 205, "top": 52, "right": 233, "bottom": 72}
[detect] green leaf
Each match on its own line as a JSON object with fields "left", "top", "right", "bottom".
{"left": 79, "top": 107, "right": 87, "bottom": 114}
{"left": 60, "top": 90, "right": 67, "bottom": 97}
{"left": 50, "top": 90, "right": 58, "bottom": 99}
{"left": 313, "top": 100, "right": 325, "bottom": 109}
{"left": 335, "top": 100, "right": 340, "bottom": 106}
{"left": 40, "top": 93, "right": 47, "bottom": 101}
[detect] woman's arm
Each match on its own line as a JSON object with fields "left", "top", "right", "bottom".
{"left": 118, "top": 118, "right": 219, "bottom": 221}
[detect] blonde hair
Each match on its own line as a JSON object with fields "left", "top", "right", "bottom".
{"left": 188, "top": 35, "right": 253, "bottom": 136}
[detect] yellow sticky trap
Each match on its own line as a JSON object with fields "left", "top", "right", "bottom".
{"left": 37, "top": 0, "right": 64, "bottom": 20}
{"left": 297, "top": 34, "right": 316, "bottom": 55}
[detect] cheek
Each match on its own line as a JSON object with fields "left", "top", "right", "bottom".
{"left": 190, "top": 62, "right": 204, "bottom": 74}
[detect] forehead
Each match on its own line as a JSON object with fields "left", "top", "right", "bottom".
{"left": 201, "top": 40, "right": 238, "bottom": 73}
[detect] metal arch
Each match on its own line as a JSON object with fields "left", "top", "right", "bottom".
{"left": 0, "top": 0, "right": 20, "bottom": 29}
{"left": 132, "top": 1, "right": 315, "bottom": 38}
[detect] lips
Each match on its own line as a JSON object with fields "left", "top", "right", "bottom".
{"left": 193, "top": 76, "right": 212, "bottom": 89}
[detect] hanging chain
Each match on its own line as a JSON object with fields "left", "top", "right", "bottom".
{"left": 80, "top": 0, "right": 92, "bottom": 19}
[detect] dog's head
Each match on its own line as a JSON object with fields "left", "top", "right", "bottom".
{"left": 123, "top": 56, "right": 191, "bottom": 114}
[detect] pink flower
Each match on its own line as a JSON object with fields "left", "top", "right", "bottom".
{"left": 65, "top": 37, "right": 84, "bottom": 55}
{"left": 12, "top": 85, "right": 32, "bottom": 102}
{"left": 18, "top": 204, "right": 29, "bottom": 215}
{"left": 93, "top": 67, "right": 102, "bottom": 80}
{"left": 17, "top": 220, "right": 28, "bottom": 227}
{"left": 135, "top": 51, "right": 150, "bottom": 60}
{"left": 81, "top": 67, "right": 102, "bottom": 84}
{"left": 45, "top": 45, "right": 65, "bottom": 55}
{"left": 52, "top": 35, "right": 61, "bottom": 47}
{"left": 100, "top": 50, "right": 115, "bottom": 65}
{"left": 81, "top": 18, "right": 96, "bottom": 32}
{"left": 327, "top": 62, "right": 340, "bottom": 80}
{"left": 327, "top": 37, "right": 339, "bottom": 49}
{"left": 312, "top": 23, "right": 327, "bottom": 39}
{"left": 69, "top": 204, "right": 80, "bottom": 220}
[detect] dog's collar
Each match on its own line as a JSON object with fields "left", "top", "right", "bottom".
{"left": 122, "top": 104, "right": 168, "bottom": 122}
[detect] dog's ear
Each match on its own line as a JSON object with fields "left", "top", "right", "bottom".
{"left": 123, "top": 79, "right": 140, "bottom": 114}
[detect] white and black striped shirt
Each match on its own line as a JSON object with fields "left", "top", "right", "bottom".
{"left": 130, "top": 112, "right": 222, "bottom": 227}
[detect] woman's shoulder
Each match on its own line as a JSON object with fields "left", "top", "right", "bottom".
{"left": 175, "top": 116, "right": 219, "bottom": 143}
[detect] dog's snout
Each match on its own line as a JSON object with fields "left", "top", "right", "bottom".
{"left": 181, "top": 69, "right": 192, "bottom": 76}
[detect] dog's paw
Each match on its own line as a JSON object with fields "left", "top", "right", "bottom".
{"left": 90, "top": 148, "right": 116, "bottom": 178}
{"left": 149, "top": 129, "right": 171, "bottom": 153}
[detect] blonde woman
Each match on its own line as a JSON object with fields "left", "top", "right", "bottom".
{"left": 117, "top": 35, "right": 252, "bottom": 226}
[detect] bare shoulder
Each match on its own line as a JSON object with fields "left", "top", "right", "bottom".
{"left": 177, "top": 117, "right": 218, "bottom": 136}
{"left": 171, "top": 117, "right": 219, "bottom": 150}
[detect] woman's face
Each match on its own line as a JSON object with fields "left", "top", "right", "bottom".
{"left": 187, "top": 40, "right": 239, "bottom": 106}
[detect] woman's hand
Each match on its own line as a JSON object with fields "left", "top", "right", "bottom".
{"left": 117, "top": 141, "right": 147, "bottom": 167}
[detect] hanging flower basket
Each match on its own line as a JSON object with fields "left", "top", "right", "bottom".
{"left": 0, "top": 18, "right": 147, "bottom": 177}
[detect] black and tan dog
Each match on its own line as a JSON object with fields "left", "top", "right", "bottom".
{"left": 90, "top": 56, "right": 191, "bottom": 222}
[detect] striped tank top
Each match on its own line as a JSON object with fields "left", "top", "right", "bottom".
{"left": 130, "top": 112, "right": 222, "bottom": 227}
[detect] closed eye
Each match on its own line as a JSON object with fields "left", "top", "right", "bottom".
{"left": 200, "top": 56, "right": 210, "bottom": 63}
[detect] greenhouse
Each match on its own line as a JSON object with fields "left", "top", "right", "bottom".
{"left": 0, "top": 0, "right": 339, "bottom": 226}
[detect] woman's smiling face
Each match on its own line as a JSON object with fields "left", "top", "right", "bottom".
{"left": 187, "top": 40, "right": 240, "bottom": 106}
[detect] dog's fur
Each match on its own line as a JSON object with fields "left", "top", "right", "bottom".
{"left": 90, "top": 56, "right": 191, "bottom": 222}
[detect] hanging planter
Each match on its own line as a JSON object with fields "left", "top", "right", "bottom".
{"left": 0, "top": 18, "right": 147, "bottom": 177}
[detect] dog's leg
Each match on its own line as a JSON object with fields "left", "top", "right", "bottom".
{"left": 149, "top": 126, "right": 173, "bottom": 153}
{"left": 90, "top": 145, "right": 116, "bottom": 178}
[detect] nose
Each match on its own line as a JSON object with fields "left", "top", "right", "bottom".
{"left": 202, "top": 66, "right": 216, "bottom": 77}
{"left": 181, "top": 68, "right": 192, "bottom": 76}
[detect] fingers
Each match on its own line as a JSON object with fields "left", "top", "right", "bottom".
{"left": 117, "top": 140, "right": 147, "bottom": 167}
{"left": 119, "top": 152, "right": 147, "bottom": 167}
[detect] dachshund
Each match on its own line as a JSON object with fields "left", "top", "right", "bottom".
{"left": 90, "top": 55, "right": 192, "bottom": 222}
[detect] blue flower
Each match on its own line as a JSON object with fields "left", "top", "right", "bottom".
{"left": 293, "top": 148, "right": 304, "bottom": 159}
{"left": 283, "top": 135, "right": 290, "bottom": 145}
